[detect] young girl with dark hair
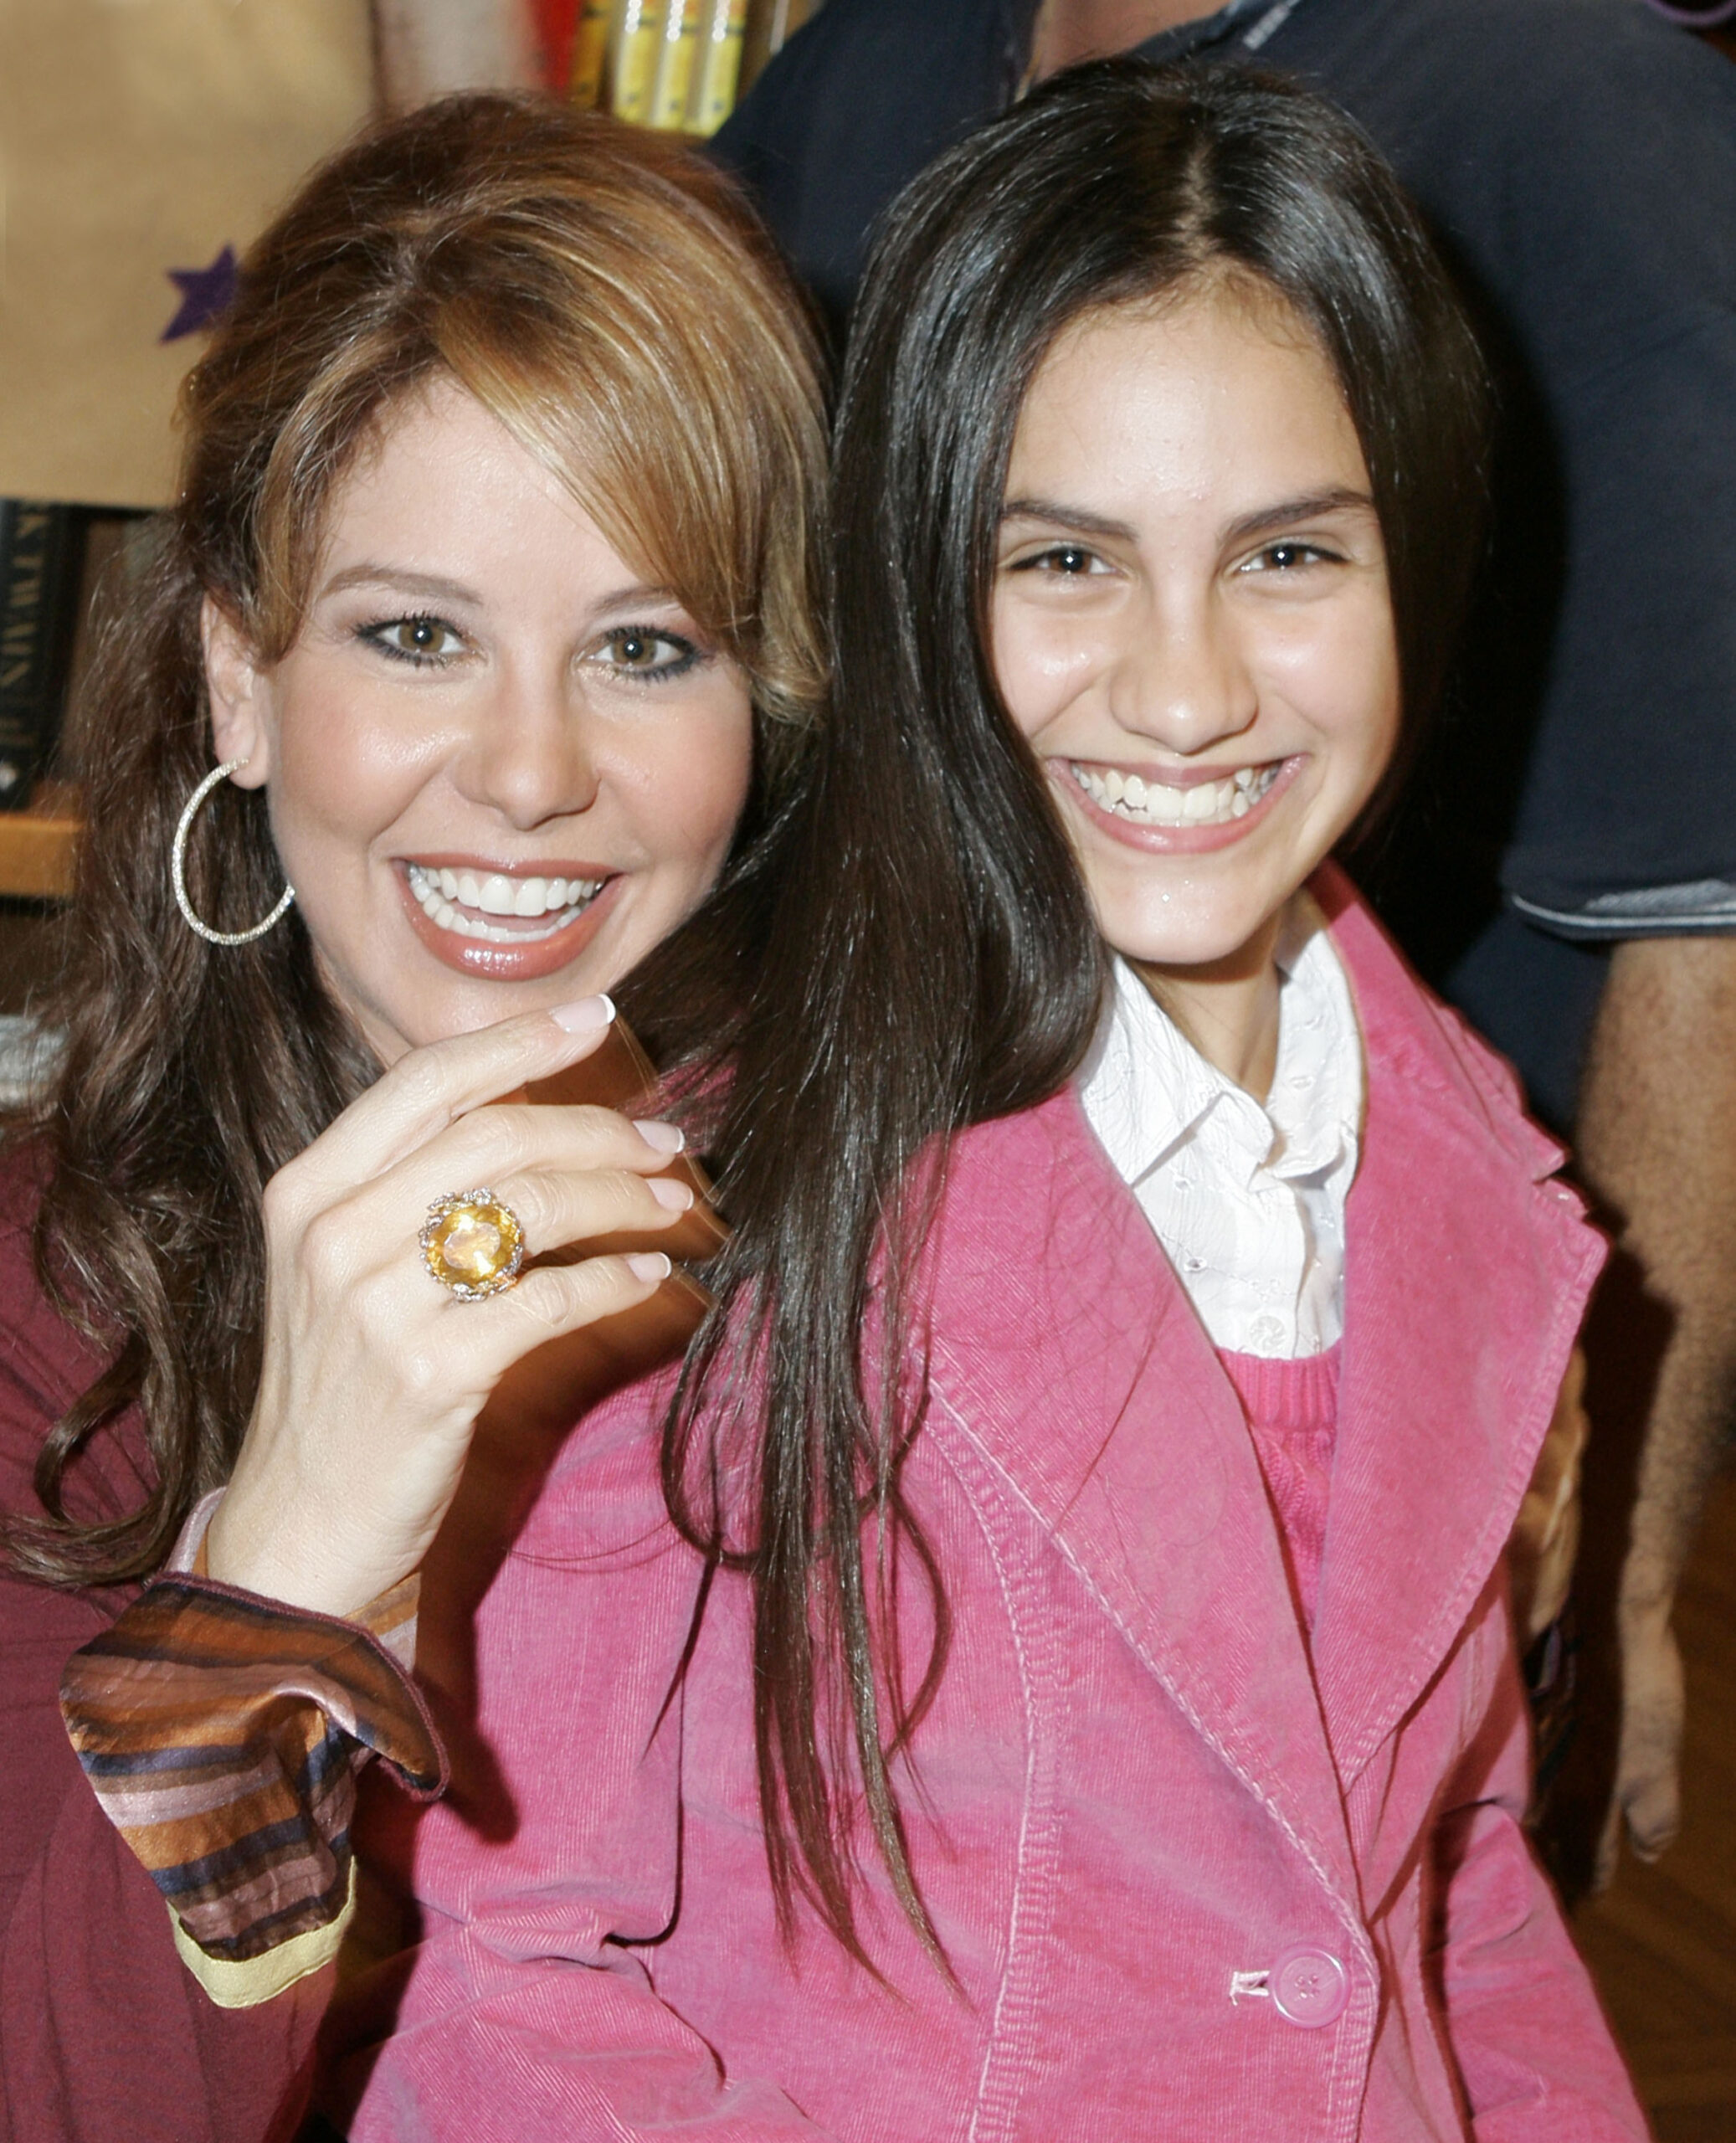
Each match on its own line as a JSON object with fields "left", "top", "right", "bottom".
{"left": 335, "top": 60, "right": 1646, "bottom": 2142}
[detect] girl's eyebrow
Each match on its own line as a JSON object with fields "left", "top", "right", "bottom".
{"left": 999, "top": 496, "right": 1136, "bottom": 541}
{"left": 1000, "top": 487, "right": 1377, "bottom": 547}
{"left": 1220, "top": 487, "right": 1376, "bottom": 547}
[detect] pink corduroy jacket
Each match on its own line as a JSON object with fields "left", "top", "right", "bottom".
{"left": 336, "top": 871, "right": 1648, "bottom": 2142}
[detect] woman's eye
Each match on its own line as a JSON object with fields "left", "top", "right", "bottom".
{"left": 596, "top": 626, "right": 699, "bottom": 679}
{"left": 1244, "top": 540, "right": 1334, "bottom": 574}
{"left": 1019, "top": 543, "right": 1100, "bottom": 577}
{"left": 364, "top": 614, "right": 464, "bottom": 663}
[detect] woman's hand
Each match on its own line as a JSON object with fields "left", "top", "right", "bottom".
{"left": 204, "top": 996, "right": 693, "bottom": 1621}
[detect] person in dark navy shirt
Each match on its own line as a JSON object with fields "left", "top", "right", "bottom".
{"left": 717, "top": 0, "right": 1736, "bottom": 1885}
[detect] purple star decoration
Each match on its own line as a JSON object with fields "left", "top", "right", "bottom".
{"left": 161, "top": 246, "right": 239, "bottom": 342}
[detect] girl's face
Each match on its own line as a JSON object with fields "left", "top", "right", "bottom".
{"left": 204, "top": 378, "right": 755, "bottom": 1064}
{"left": 991, "top": 283, "right": 1400, "bottom": 976}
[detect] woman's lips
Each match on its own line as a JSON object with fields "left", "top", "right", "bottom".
{"left": 395, "top": 858, "right": 624, "bottom": 981}
{"left": 1055, "top": 754, "right": 1302, "bottom": 854}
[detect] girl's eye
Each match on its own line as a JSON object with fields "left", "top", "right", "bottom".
{"left": 1015, "top": 543, "right": 1101, "bottom": 577}
{"left": 1243, "top": 539, "right": 1336, "bottom": 574}
{"left": 596, "top": 626, "right": 700, "bottom": 680}
{"left": 363, "top": 614, "right": 465, "bottom": 663}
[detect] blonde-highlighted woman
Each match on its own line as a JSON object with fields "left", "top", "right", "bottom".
{"left": 0, "top": 94, "right": 824, "bottom": 2143}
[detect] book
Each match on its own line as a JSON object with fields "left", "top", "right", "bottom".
{"left": 648, "top": 0, "right": 702, "bottom": 129}
{"left": 569, "top": 0, "right": 612, "bottom": 105}
{"left": 0, "top": 502, "right": 86, "bottom": 812}
{"left": 690, "top": 0, "right": 749, "bottom": 134}
{"left": 610, "top": 0, "right": 665, "bottom": 122}
{"left": 531, "top": 0, "right": 583, "bottom": 90}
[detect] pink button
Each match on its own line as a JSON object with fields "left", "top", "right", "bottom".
{"left": 1270, "top": 1944, "right": 1349, "bottom": 2027}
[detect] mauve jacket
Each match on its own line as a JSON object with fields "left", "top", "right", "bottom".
{"left": 336, "top": 871, "right": 1648, "bottom": 2142}
{"left": 0, "top": 1152, "right": 325, "bottom": 2143}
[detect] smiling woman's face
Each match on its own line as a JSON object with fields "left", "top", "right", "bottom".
{"left": 990, "top": 282, "right": 1400, "bottom": 979}
{"left": 203, "top": 378, "right": 756, "bottom": 1063}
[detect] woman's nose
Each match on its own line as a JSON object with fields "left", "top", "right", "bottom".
{"left": 1107, "top": 596, "right": 1258, "bottom": 756}
{"left": 458, "top": 660, "right": 599, "bottom": 828}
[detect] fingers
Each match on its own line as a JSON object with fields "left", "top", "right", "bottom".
{"left": 486, "top": 1248, "right": 676, "bottom": 1343}
{"left": 292, "top": 994, "right": 622, "bottom": 1197}
{"left": 418, "top": 1101, "right": 686, "bottom": 1200}
{"left": 362, "top": 1099, "right": 694, "bottom": 1265}
{"left": 485, "top": 1162, "right": 694, "bottom": 1263}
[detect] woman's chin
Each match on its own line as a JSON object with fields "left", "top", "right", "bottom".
{"left": 1090, "top": 892, "right": 1287, "bottom": 979}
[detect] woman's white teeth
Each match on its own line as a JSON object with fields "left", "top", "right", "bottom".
{"left": 406, "top": 864, "right": 601, "bottom": 943}
{"left": 1071, "top": 760, "right": 1279, "bottom": 826}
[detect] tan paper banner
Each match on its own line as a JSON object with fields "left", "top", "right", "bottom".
{"left": 0, "top": 0, "right": 374, "bottom": 509}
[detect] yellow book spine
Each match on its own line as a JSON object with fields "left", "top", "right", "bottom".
{"left": 611, "top": 0, "right": 665, "bottom": 123}
{"left": 569, "top": 0, "right": 612, "bottom": 107}
{"left": 690, "top": 0, "right": 748, "bottom": 135}
{"left": 648, "top": 0, "right": 702, "bottom": 130}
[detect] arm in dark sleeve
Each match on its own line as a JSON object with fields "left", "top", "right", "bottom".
{"left": 1276, "top": 0, "right": 1736, "bottom": 918}
{"left": 1, "top": 1560, "right": 329, "bottom": 2143}
{"left": 0, "top": 1214, "right": 321, "bottom": 2143}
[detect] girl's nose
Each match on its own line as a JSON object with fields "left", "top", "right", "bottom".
{"left": 1107, "top": 598, "right": 1258, "bottom": 756}
{"left": 458, "top": 662, "right": 600, "bottom": 828}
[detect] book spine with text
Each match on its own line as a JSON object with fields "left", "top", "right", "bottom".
{"left": 611, "top": 0, "right": 666, "bottom": 122}
{"left": 649, "top": 0, "right": 702, "bottom": 127}
{"left": 0, "top": 501, "right": 85, "bottom": 811}
{"left": 691, "top": 0, "right": 749, "bottom": 132}
{"left": 569, "top": 0, "right": 612, "bottom": 105}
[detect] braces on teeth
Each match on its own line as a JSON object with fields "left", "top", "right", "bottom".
{"left": 1070, "top": 760, "right": 1279, "bottom": 827}
{"left": 406, "top": 863, "right": 603, "bottom": 944}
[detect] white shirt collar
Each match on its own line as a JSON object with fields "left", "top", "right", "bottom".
{"left": 1081, "top": 894, "right": 1359, "bottom": 1186}
{"left": 1077, "top": 892, "right": 1364, "bottom": 1357}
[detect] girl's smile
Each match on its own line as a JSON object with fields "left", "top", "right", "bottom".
{"left": 1064, "top": 751, "right": 1297, "bottom": 848}
{"left": 991, "top": 277, "right": 1401, "bottom": 1066}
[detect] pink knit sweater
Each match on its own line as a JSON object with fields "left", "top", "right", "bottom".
{"left": 1221, "top": 1344, "right": 1342, "bottom": 1629}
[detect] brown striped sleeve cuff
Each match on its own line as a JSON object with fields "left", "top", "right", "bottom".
{"left": 59, "top": 1575, "right": 446, "bottom": 1988}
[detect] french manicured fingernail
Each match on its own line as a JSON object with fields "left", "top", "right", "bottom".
{"left": 552, "top": 994, "right": 614, "bottom": 1033}
{"left": 626, "top": 1251, "right": 671, "bottom": 1282}
{"left": 634, "top": 1118, "right": 686, "bottom": 1154}
{"left": 648, "top": 1175, "right": 694, "bottom": 1212}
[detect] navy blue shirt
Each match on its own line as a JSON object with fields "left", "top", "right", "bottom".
{"left": 717, "top": 0, "right": 1736, "bottom": 1127}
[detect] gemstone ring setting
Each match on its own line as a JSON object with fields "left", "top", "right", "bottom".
{"left": 419, "top": 1189, "right": 526, "bottom": 1302}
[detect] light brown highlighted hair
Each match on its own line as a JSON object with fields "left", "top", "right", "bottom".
{"left": 9, "top": 93, "right": 827, "bottom": 1585}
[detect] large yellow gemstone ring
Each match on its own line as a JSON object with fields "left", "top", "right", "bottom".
{"left": 419, "top": 1188, "right": 526, "bottom": 1303}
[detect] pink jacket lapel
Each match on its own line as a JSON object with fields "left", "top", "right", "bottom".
{"left": 912, "top": 869, "right": 1605, "bottom": 1891}
{"left": 922, "top": 1091, "right": 1363, "bottom": 1915}
{"left": 1307, "top": 871, "right": 1606, "bottom": 1779}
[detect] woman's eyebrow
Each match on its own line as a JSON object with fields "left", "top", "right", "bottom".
{"left": 1220, "top": 487, "right": 1376, "bottom": 547}
{"left": 321, "top": 563, "right": 483, "bottom": 606}
{"left": 318, "top": 568, "right": 685, "bottom": 612}
{"left": 999, "top": 496, "right": 1136, "bottom": 541}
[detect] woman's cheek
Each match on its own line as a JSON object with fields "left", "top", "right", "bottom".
{"left": 992, "top": 604, "right": 1098, "bottom": 741}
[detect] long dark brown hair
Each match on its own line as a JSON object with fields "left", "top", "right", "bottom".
{"left": 673, "top": 59, "right": 1491, "bottom": 1964}
{"left": 6, "top": 93, "right": 828, "bottom": 1585}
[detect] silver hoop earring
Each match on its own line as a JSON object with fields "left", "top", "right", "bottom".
{"left": 171, "top": 758, "right": 295, "bottom": 947}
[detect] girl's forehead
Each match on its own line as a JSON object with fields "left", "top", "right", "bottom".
{"left": 1042, "top": 273, "right": 1322, "bottom": 373}
{"left": 1007, "top": 290, "right": 1368, "bottom": 512}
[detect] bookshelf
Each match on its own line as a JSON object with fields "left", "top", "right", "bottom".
{"left": 0, "top": 782, "right": 79, "bottom": 902}
{"left": 551, "top": 0, "right": 819, "bottom": 133}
